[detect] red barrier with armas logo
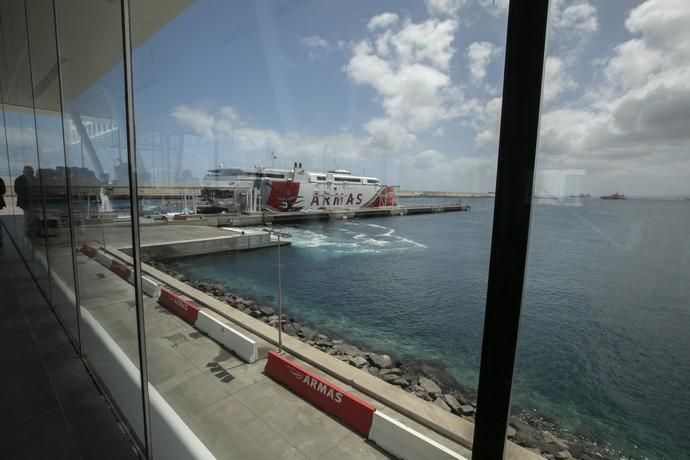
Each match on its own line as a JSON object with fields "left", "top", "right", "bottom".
{"left": 264, "top": 351, "right": 375, "bottom": 436}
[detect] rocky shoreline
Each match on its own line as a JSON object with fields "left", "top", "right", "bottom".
{"left": 150, "top": 260, "right": 625, "bottom": 460}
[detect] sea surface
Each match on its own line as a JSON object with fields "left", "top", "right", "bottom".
{"left": 169, "top": 197, "right": 690, "bottom": 459}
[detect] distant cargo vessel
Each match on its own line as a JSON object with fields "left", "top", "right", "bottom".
{"left": 199, "top": 164, "right": 397, "bottom": 213}
{"left": 600, "top": 193, "right": 626, "bottom": 200}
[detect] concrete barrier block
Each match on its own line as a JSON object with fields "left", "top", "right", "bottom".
{"left": 81, "top": 244, "right": 97, "bottom": 258}
{"left": 264, "top": 351, "right": 376, "bottom": 437}
{"left": 141, "top": 275, "right": 161, "bottom": 299}
{"left": 158, "top": 288, "right": 200, "bottom": 325}
{"left": 95, "top": 250, "right": 114, "bottom": 267}
{"left": 368, "top": 411, "right": 466, "bottom": 460}
{"left": 196, "top": 311, "right": 258, "bottom": 363}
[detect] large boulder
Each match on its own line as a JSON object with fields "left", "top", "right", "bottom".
{"left": 259, "top": 305, "right": 276, "bottom": 316}
{"left": 458, "top": 404, "right": 474, "bottom": 416}
{"left": 370, "top": 353, "right": 394, "bottom": 369}
{"left": 443, "top": 394, "right": 462, "bottom": 413}
{"left": 418, "top": 377, "right": 442, "bottom": 395}
{"left": 434, "top": 398, "right": 452, "bottom": 412}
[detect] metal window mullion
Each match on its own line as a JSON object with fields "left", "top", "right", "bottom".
{"left": 23, "top": 0, "right": 53, "bottom": 306}
{"left": 52, "top": 0, "right": 83, "bottom": 355}
{"left": 120, "top": 0, "right": 153, "bottom": 457}
{"left": 471, "top": 1, "right": 550, "bottom": 459}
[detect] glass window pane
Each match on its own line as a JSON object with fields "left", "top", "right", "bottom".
{"left": 129, "top": 1, "right": 514, "bottom": 458}
{"left": 25, "top": 0, "right": 80, "bottom": 344}
{"left": 0, "top": 2, "right": 53, "bottom": 299}
{"left": 56, "top": 0, "right": 147, "bottom": 448}
{"left": 514, "top": 1, "right": 690, "bottom": 458}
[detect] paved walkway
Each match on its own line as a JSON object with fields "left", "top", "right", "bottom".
{"left": 46, "top": 234, "right": 391, "bottom": 459}
{"left": 0, "top": 227, "right": 138, "bottom": 460}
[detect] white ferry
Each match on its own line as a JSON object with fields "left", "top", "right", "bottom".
{"left": 199, "top": 164, "right": 397, "bottom": 213}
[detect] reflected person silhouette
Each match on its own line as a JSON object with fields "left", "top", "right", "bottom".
{"left": 14, "top": 166, "right": 39, "bottom": 238}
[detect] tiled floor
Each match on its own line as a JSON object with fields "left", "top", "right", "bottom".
{"left": 0, "top": 229, "right": 139, "bottom": 460}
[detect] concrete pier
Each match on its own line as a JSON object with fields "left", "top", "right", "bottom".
{"left": 210, "top": 204, "right": 470, "bottom": 227}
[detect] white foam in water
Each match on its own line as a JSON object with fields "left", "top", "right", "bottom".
{"left": 280, "top": 222, "right": 428, "bottom": 255}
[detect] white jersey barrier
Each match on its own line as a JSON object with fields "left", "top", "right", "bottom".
{"left": 368, "top": 411, "right": 467, "bottom": 460}
{"left": 195, "top": 311, "right": 259, "bottom": 363}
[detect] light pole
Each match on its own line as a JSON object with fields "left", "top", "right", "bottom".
{"left": 263, "top": 226, "right": 291, "bottom": 353}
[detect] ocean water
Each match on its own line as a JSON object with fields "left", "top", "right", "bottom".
{"left": 169, "top": 197, "right": 690, "bottom": 459}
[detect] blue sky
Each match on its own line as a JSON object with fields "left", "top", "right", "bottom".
{"left": 8, "top": 0, "right": 688, "bottom": 196}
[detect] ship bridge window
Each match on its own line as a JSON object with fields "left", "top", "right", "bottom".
{"left": 334, "top": 177, "right": 363, "bottom": 183}
{"left": 367, "top": 179, "right": 379, "bottom": 184}
{"left": 317, "top": 176, "right": 326, "bottom": 181}
{"left": 264, "top": 173, "right": 286, "bottom": 179}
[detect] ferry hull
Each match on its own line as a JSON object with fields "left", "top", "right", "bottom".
{"left": 263, "top": 181, "right": 397, "bottom": 212}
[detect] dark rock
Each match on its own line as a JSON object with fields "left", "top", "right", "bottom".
{"left": 315, "top": 339, "right": 332, "bottom": 347}
{"left": 334, "top": 343, "right": 360, "bottom": 356}
{"left": 351, "top": 356, "right": 368, "bottom": 368}
{"left": 282, "top": 323, "right": 298, "bottom": 336}
{"left": 418, "top": 377, "right": 442, "bottom": 395}
{"left": 298, "top": 326, "right": 319, "bottom": 341}
{"left": 367, "top": 367, "right": 380, "bottom": 376}
{"left": 458, "top": 404, "right": 474, "bottom": 416}
{"left": 259, "top": 306, "right": 275, "bottom": 316}
{"left": 250, "top": 310, "right": 263, "bottom": 318}
{"left": 317, "top": 334, "right": 330, "bottom": 341}
{"left": 382, "top": 373, "right": 400, "bottom": 383}
{"left": 378, "top": 368, "right": 402, "bottom": 377}
{"left": 417, "top": 392, "right": 433, "bottom": 401}
{"left": 443, "top": 394, "right": 462, "bottom": 413}
{"left": 392, "top": 377, "right": 410, "bottom": 387}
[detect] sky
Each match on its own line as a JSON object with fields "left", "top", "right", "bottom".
{"left": 5, "top": 0, "right": 690, "bottom": 196}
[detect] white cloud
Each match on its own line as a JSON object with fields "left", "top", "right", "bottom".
{"left": 345, "top": 16, "right": 461, "bottom": 147}
{"left": 171, "top": 103, "right": 421, "bottom": 175}
{"left": 367, "top": 12, "right": 399, "bottom": 30}
{"left": 411, "top": 149, "right": 445, "bottom": 169}
{"left": 467, "top": 41, "right": 499, "bottom": 82}
{"left": 472, "top": 96, "right": 502, "bottom": 149}
{"left": 534, "top": 0, "right": 690, "bottom": 195}
{"left": 542, "top": 56, "right": 576, "bottom": 102}
{"left": 399, "top": 149, "right": 498, "bottom": 191}
{"left": 426, "top": 0, "right": 467, "bottom": 18}
{"left": 552, "top": 1, "right": 598, "bottom": 34}
{"left": 364, "top": 118, "right": 417, "bottom": 151}
{"left": 300, "top": 35, "right": 330, "bottom": 49}
{"left": 170, "top": 106, "right": 215, "bottom": 138}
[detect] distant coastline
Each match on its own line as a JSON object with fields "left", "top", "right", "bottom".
{"left": 398, "top": 190, "right": 495, "bottom": 198}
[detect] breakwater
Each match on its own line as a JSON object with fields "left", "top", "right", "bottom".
{"left": 148, "top": 259, "right": 620, "bottom": 460}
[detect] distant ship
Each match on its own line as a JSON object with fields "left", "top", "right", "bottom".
{"left": 199, "top": 164, "right": 397, "bottom": 213}
{"left": 569, "top": 194, "right": 591, "bottom": 198}
{"left": 600, "top": 193, "right": 626, "bottom": 200}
